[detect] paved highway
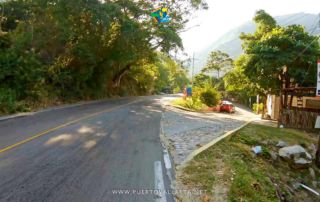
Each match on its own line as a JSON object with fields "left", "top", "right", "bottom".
{"left": 0, "top": 96, "right": 174, "bottom": 202}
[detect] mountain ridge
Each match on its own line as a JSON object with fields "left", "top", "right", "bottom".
{"left": 193, "top": 12, "right": 320, "bottom": 74}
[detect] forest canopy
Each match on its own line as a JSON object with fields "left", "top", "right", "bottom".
{"left": 0, "top": 0, "right": 206, "bottom": 113}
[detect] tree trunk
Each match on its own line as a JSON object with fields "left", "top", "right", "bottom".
{"left": 284, "top": 91, "right": 288, "bottom": 109}
{"left": 262, "top": 95, "right": 267, "bottom": 118}
{"left": 112, "top": 64, "right": 131, "bottom": 87}
{"left": 278, "top": 91, "right": 283, "bottom": 128}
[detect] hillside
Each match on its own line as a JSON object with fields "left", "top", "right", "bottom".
{"left": 194, "top": 13, "right": 320, "bottom": 73}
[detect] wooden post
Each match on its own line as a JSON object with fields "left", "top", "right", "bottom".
{"left": 278, "top": 91, "right": 283, "bottom": 127}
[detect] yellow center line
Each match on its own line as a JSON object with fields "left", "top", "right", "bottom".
{"left": 0, "top": 99, "right": 141, "bottom": 154}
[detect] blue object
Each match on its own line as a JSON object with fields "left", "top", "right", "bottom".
{"left": 160, "top": 15, "right": 171, "bottom": 23}
{"left": 252, "top": 146, "right": 262, "bottom": 154}
{"left": 186, "top": 87, "right": 192, "bottom": 97}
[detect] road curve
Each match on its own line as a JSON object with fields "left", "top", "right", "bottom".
{"left": 0, "top": 96, "right": 173, "bottom": 202}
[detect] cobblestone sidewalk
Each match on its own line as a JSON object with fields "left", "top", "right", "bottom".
{"left": 161, "top": 105, "right": 258, "bottom": 165}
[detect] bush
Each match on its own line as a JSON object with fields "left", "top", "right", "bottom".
{"left": 172, "top": 98, "right": 203, "bottom": 111}
{"left": 253, "top": 103, "right": 263, "bottom": 114}
{"left": 0, "top": 88, "right": 17, "bottom": 114}
{"left": 200, "top": 88, "right": 221, "bottom": 107}
{"left": 173, "top": 86, "right": 181, "bottom": 94}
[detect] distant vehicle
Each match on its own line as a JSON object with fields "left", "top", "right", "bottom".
{"left": 220, "top": 101, "right": 235, "bottom": 113}
{"left": 161, "top": 87, "right": 172, "bottom": 94}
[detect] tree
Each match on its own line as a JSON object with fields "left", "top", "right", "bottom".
{"left": 193, "top": 73, "right": 211, "bottom": 88}
{"left": 240, "top": 10, "right": 320, "bottom": 108}
{"left": 224, "top": 55, "right": 260, "bottom": 104}
{"left": 0, "top": 0, "right": 207, "bottom": 113}
{"left": 200, "top": 88, "right": 221, "bottom": 107}
{"left": 202, "top": 50, "right": 233, "bottom": 78}
{"left": 134, "top": 53, "right": 188, "bottom": 94}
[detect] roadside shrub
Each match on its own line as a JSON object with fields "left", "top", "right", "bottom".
{"left": 172, "top": 98, "right": 203, "bottom": 111}
{"left": 185, "top": 98, "right": 203, "bottom": 110}
{"left": 173, "top": 86, "right": 181, "bottom": 94}
{"left": 253, "top": 103, "right": 263, "bottom": 114}
{"left": 0, "top": 88, "right": 17, "bottom": 114}
{"left": 200, "top": 88, "right": 221, "bottom": 107}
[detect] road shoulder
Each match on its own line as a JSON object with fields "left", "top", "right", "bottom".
{"left": 160, "top": 102, "right": 259, "bottom": 201}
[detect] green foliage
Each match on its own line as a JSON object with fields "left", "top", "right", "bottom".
{"left": 172, "top": 97, "right": 203, "bottom": 111}
{"left": 202, "top": 50, "right": 233, "bottom": 78}
{"left": 252, "top": 103, "right": 264, "bottom": 114}
{"left": 193, "top": 73, "right": 225, "bottom": 92}
{"left": 253, "top": 10, "right": 277, "bottom": 34}
{"left": 193, "top": 73, "right": 211, "bottom": 88}
{"left": 173, "top": 86, "right": 221, "bottom": 110}
{"left": 153, "top": 53, "right": 189, "bottom": 93}
{"left": 173, "top": 86, "right": 181, "bottom": 94}
{"left": 200, "top": 88, "right": 221, "bottom": 107}
{"left": 0, "top": 88, "right": 17, "bottom": 114}
{"left": 0, "top": 0, "right": 203, "bottom": 113}
{"left": 240, "top": 10, "right": 320, "bottom": 94}
{"left": 224, "top": 55, "right": 260, "bottom": 103}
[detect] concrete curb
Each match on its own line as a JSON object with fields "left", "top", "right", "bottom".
{"left": 159, "top": 103, "right": 179, "bottom": 201}
{"left": 167, "top": 103, "right": 219, "bottom": 114}
{"left": 166, "top": 104, "right": 197, "bottom": 112}
{"left": 177, "top": 120, "right": 252, "bottom": 169}
{"left": 0, "top": 97, "right": 135, "bottom": 122}
{"left": 159, "top": 108, "right": 176, "bottom": 181}
{"left": 0, "top": 112, "right": 35, "bottom": 121}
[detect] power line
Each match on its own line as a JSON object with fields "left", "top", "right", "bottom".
{"left": 281, "top": 13, "right": 309, "bottom": 27}
{"left": 308, "top": 14, "right": 319, "bottom": 35}
{"left": 297, "top": 13, "right": 320, "bottom": 85}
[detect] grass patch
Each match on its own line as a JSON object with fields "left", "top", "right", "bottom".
{"left": 180, "top": 124, "right": 320, "bottom": 201}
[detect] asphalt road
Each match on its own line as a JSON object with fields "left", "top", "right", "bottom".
{"left": 0, "top": 96, "right": 174, "bottom": 202}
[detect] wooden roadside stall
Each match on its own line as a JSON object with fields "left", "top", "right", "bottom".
{"left": 278, "top": 87, "right": 320, "bottom": 130}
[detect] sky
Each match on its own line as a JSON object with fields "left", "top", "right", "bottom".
{"left": 180, "top": 0, "right": 320, "bottom": 56}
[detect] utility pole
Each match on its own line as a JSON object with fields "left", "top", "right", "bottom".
{"left": 191, "top": 52, "right": 195, "bottom": 86}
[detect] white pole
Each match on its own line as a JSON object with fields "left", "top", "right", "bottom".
{"left": 257, "top": 95, "right": 260, "bottom": 114}
{"left": 192, "top": 53, "right": 195, "bottom": 86}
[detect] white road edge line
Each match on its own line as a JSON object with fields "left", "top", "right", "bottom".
{"left": 154, "top": 161, "right": 167, "bottom": 202}
{"left": 163, "top": 150, "right": 172, "bottom": 169}
{"left": 163, "top": 149, "right": 173, "bottom": 183}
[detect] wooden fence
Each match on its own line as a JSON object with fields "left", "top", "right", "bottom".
{"left": 279, "top": 107, "right": 320, "bottom": 131}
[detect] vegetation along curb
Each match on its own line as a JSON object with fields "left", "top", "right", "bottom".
{"left": 178, "top": 120, "right": 252, "bottom": 169}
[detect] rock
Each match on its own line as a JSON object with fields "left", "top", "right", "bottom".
{"left": 293, "top": 183, "right": 301, "bottom": 190}
{"left": 276, "top": 140, "right": 288, "bottom": 148}
{"left": 293, "top": 158, "right": 312, "bottom": 169}
{"left": 270, "top": 151, "right": 278, "bottom": 161}
{"left": 312, "top": 181, "right": 318, "bottom": 188}
{"left": 309, "top": 168, "right": 316, "bottom": 180}
{"left": 308, "top": 144, "right": 317, "bottom": 159}
{"left": 279, "top": 145, "right": 312, "bottom": 160}
{"left": 305, "top": 152, "right": 312, "bottom": 161}
{"left": 279, "top": 145, "right": 313, "bottom": 169}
